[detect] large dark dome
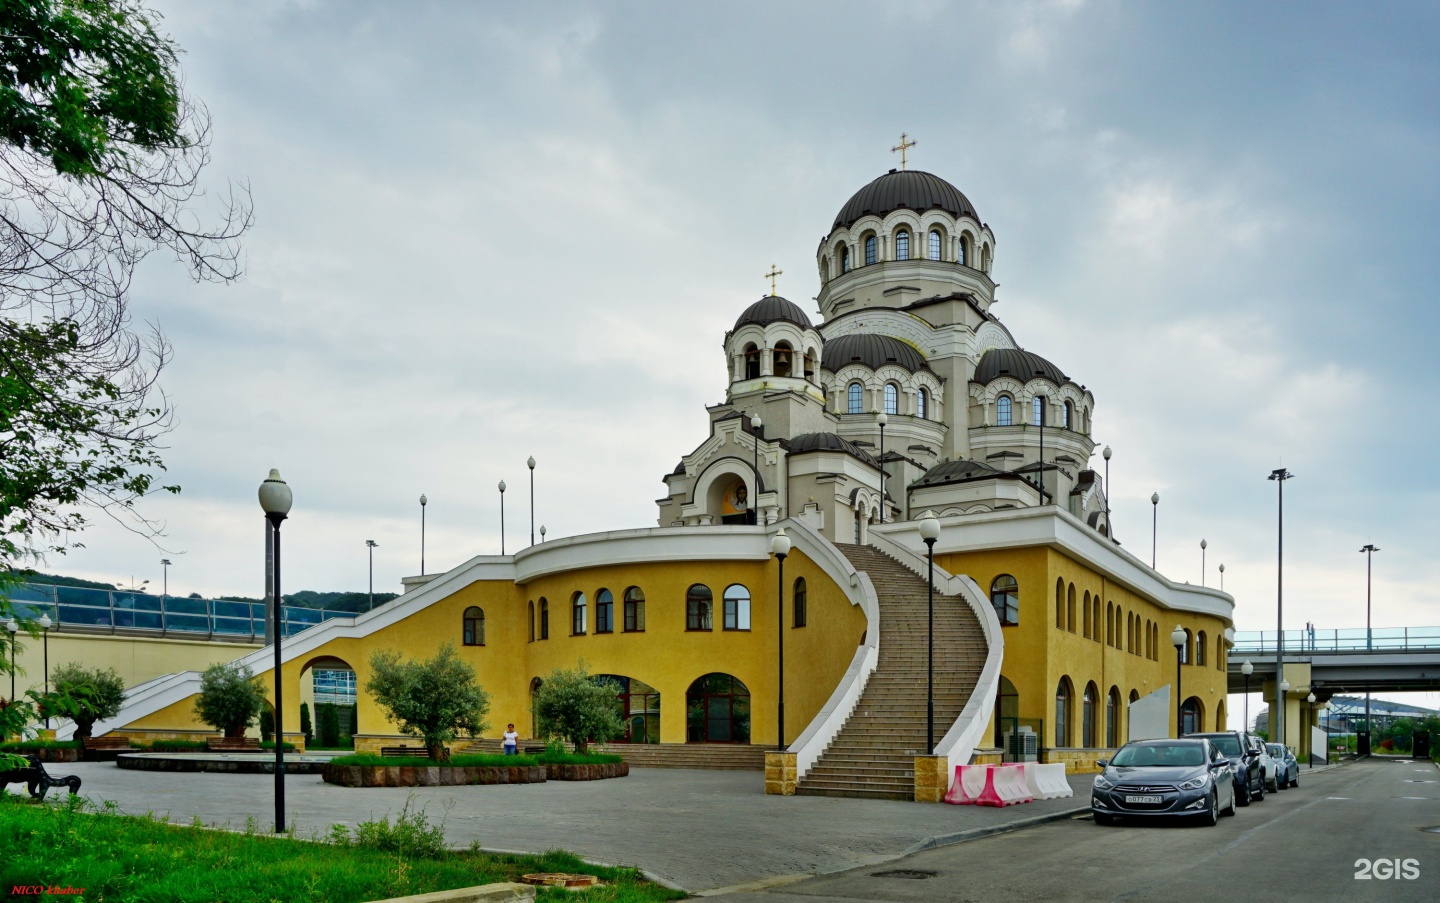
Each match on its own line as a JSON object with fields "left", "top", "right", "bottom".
{"left": 734, "top": 295, "right": 813, "bottom": 330}
{"left": 832, "top": 170, "right": 979, "bottom": 231}
{"left": 820, "top": 333, "right": 929, "bottom": 374}
{"left": 973, "top": 348, "right": 1071, "bottom": 385}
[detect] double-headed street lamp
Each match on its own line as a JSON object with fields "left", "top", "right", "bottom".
{"left": 258, "top": 468, "right": 293, "bottom": 834}
{"left": 1172, "top": 625, "right": 1187, "bottom": 736}
{"left": 919, "top": 511, "right": 941, "bottom": 754}
{"left": 770, "top": 528, "right": 790, "bottom": 750}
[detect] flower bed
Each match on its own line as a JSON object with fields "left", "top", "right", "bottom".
{"left": 322, "top": 763, "right": 546, "bottom": 787}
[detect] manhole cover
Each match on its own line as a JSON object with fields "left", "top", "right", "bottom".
{"left": 1422, "top": 826, "right": 1440, "bottom": 834}
{"left": 870, "top": 869, "right": 938, "bottom": 880}
{"left": 520, "top": 873, "right": 599, "bottom": 889}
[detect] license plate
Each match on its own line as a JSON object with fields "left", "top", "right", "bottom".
{"left": 1125, "top": 794, "right": 1163, "bottom": 804}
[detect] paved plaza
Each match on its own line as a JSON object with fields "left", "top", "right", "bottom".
{"left": 21, "top": 762, "right": 1094, "bottom": 893}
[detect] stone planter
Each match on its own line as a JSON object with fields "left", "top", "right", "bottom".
{"left": 322, "top": 763, "right": 547, "bottom": 788}
{"left": 543, "top": 762, "right": 629, "bottom": 781}
{"left": 3, "top": 747, "right": 80, "bottom": 764}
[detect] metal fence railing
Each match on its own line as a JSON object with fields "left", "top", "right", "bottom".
{"left": 1231, "top": 627, "right": 1440, "bottom": 655}
{"left": 1, "top": 583, "right": 353, "bottom": 642}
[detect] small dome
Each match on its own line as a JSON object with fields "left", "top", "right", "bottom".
{"left": 734, "top": 295, "right": 813, "bottom": 330}
{"left": 973, "top": 348, "right": 1071, "bottom": 386}
{"left": 787, "top": 432, "right": 877, "bottom": 466}
{"left": 821, "top": 333, "right": 929, "bottom": 374}
{"left": 912, "top": 459, "right": 1001, "bottom": 488}
{"left": 833, "top": 170, "right": 980, "bottom": 231}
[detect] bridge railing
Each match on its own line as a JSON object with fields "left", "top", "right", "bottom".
{"left": 1, "top": 583, "right": 352, "bottom": 641}
{"left": 1231, "top": 627, "right": 1440, "bottom": 655}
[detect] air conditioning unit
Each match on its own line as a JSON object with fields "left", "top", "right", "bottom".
{"left": 1004, "top": 728, "right": 1038, "bottom": 762}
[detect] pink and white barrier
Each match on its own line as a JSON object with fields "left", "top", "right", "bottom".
{"left": 943, "top": 764, "right": 1034, "bottom": 806}
{"left": 1022, "top": 762, "right": 1073, "bottom": 800}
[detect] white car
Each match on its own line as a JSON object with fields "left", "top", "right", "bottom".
{"left": 1248, "top": 734, "right": 1280, "bottom": 792}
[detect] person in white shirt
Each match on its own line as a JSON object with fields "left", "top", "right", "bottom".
{"left": 503, "top": 723, "right": 520, "bottom": 755}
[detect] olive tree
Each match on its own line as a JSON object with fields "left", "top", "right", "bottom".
{"left": 194, "top": 661, "right": 264, "bottom": 738}
{"left": 41, "top": 662, "right": 126, "bottom": 739}
{"left": 532, "top": 662, "right": 623, "bottom": 755}
{"left": 366, "top": 643, "right": 489, "bottom": 762}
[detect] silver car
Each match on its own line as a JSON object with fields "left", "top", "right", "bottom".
{"left": 1091, "top": 738, "right": 1237, "bottom": 826}
{"left": 1267, "top": 743, "right": 1299, "bottom": 788}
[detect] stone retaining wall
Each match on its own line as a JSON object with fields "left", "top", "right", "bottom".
{"left": 543, "top": 762, "right": 628, "bottom": 781}
{"left": 2, "top": 747, "right": 80, "bottom": 763}
{"left": 322, "top": 763, "right": 547, "bottom": 788}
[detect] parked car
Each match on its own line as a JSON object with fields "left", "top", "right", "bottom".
{"left": 1091, "top": 738, "right": 1236, "bottom": 826}
{"left": 1185, "top": 731, "right": 1265, "bottom": 804}
{"left": 1267, "top": 743, "right": 1299, "bottom": 788}
{"left": 1250, "top": 734, "right": 1280, "bottom": 792}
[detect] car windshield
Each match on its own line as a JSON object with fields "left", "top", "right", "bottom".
{"left": 1204, "top": 736, "right": 1242, "bottom": 756}
{"left": 1111, "top": 744, "right": 1205, "bottom": 767}
{"left": 1267, "top": 745, "right": 1284, "bottom": 757}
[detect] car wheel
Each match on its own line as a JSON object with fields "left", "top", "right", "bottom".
{"left": 1253, "top": 777, "right": 1265, "bottom": 801}
{"left": 1094, "top": 812, "right": 1114, "bottom": 826}
{"left": 1267, "top": 775, "right": 1279, "bottom": 793}
{"left": 1237, "top": 780, "right": 1251, "bottom": 806}
{"left": 1290, "top": 769, "right": 1299, "bottom": 788}
{"left": 1202, "top": 790, "right": 1219, "bottom": 827}
{"left": 1222, "top": 786, "right": 1237, "bottom": 816}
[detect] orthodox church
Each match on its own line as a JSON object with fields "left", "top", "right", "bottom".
{"left": 68, "top": 150, "right": 1245, "bottom": 801}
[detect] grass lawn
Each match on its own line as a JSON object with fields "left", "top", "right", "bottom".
{"left": 0, "top": 794, "right": 684, "bottom": 903}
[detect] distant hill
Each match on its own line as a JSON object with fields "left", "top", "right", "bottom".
{"left": 7, "top": 572, "right": 397, "bottom": 612}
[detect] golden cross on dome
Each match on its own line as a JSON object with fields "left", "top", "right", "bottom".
{"left": 765, "top": 263, "right": 783, "bottom": 296}
{"left": 892, "top": 132, "right": 916, "bottom": 169}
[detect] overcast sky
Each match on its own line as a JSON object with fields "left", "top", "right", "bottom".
{"left": 55, "top": 2, "right": 1438, "bottom": 689}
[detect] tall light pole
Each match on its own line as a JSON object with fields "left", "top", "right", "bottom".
{"left": 1219, "top": 563, "right": 1226, "bottom": 592}
{"left": 1360, "top": 543, "right": 1379, "bottom": 752}
{"left": 498, "top": 480, "right": 507, "bottom": 555}
{"left": 38, "top": 615, "right": 52, "bottom": 728}
{"left": 1150, "top": 492, "right": 1160, "bottom": 569}
{"left": 770, "top": 528, "right": 790, "bottom": 750}
{"left": 365, "top": 540, "right": 378, "bottom": 610}
{"left": 5, "top": 617, "right": 18, "bottom": 703}
{"left": 528, "top": 456, "right": 537, "bottom": 546}
{"left": 161, "top": 558, "right": 171, "bottom": 602}
{"left": 539, "top": 524, "right": 547, "bottom": 542}
{"left": 1172, "top": 625, "right": 1186, "bottom": 736}
{"left": 419, "top": 494, "right": 427, "bottom": 576}
{"left": 876, "top": 412, "right": 887, "bottom": 524}
{"left": 1241, "top": 659, "right": 1254, "bottom": 731}
{"left": 1102, "top": 446, "right": 1112, "bottom": 538}
{"left": 1268, "top": 467, "right": 1293, "bottom": 753}
{"left": 919, "top": 511, "right": 941, "bottom": 754}
{"left": 751, "top": 415, "right": 763, "bottom": 525}
{"left": 1278, "top": 679, "right": 1290, "bottom": 746}
{"left": 1306, "top": 691, "right": 1316, "bottom": 761}
{"left": 1200, "top": 539, "right": 1207, "bottom": 586}
{"left": 258, "top": 468, "right": 293, "bottom": 834}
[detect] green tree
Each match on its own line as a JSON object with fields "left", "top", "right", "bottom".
{"left": 316, "top": 702, "right": 340, "bottom": 748}
{"left": 532, "top": 662, "right": 623, "bottom": 755}
{"left": 299, "top": 701, "right": 312, "bottom": 744}
{"left": 365, "top": 643, "right": 489, "bottom": 762}
{"left": 0, "top": 0, "right": 250, "bottom": 600}
{"left": 42, "top": 662, "right": 125, "bottom": 739}
{"left": 193, "top": 662, "right": 264, "bottom": 738}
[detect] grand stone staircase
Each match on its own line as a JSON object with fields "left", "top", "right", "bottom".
{"left": 795, "top": 543, "right": 987, "bottom": 800}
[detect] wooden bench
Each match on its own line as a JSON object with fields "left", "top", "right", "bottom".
{"left": 380, "top": 746, "right": 425, "bottom": 758}
{"left": 206, "top": 737, "right": 261, "bottom": 752}
{"left": 81, "top": 735, "right": 134, "bottom": 760}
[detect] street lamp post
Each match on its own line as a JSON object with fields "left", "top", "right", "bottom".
{"left": 5, "top": 617, "right": 18, "bottom": 703}
{"left": 366, "top": 540, "right": 378, "bottom": 610}
{"left": 1200, "top": 539, "right": 1207, "bottom": 586}
{"left": 539, "top": 525, "right": 547, "bottom": 542}
{"left": 498, "top": 480, "right": 507, "bottom": 555}
{"left": 258, "top": 469, "right": 293, "bottom": 834}
{"left": 1306, "top": 691, "right": 1317, "bottom": 762}
{"left": 38, "top": 615, "right": 52, "bottom": 728}
{"left": 770, "top": 528, "right": 790, "bottom": 750}
{"left": 1278, "top": 678, "right": 1290, "bottom": 747}
{"left": 1359, "top": 543, "right": 1379, "bottom": 750}
{"left": 419, "top": 494, "right": 427, "bottom": 576}
{"left": 528, "top": 457, "right": 537, "bottom": 547}
{"left": 1102, "top": 446, "right": 1112, "bottom": 538}
{"left": 751, "top": 415, "right": 763, "bottom": 526}
{"left": 1219, "top": 563, "right": 1226, "bottom": 592}
{"left": 876, "top": 412, "right": 887, "bottom": 524}
{"left": 1150, "top": 492, "right": 1160, "bottom": 569}
{"left": 919, "top": 511, "right": 941, "bottom": 754}
{"left": 1036, "top": 397, "right": 1046, "bottom": 504}
{"left": 161, "top": 558, "right": 171, "bottom": 629}
{"left": 1172, "top": 625, "right": 1186, "bottom": 736}
{"left": 1241, "top": 659, "right": 1254, "bottom": 731}
{"left": 1268, "top": 467, "right": 1293, "bottom": 755}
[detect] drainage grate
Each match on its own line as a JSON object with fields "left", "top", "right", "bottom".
{"left": 871, "top": 870, "right": 938, "bottom": 880}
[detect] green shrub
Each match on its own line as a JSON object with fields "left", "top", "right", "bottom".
{"left": 532, "top": 660, "right": 623, "bottom": 755}
{"left": 194, "top": 662, "right": 265, "bottom": 738}
{"left": 317, "top": 702, "right": 341, "bottom": 747}
{"left": 40, "top": 664, "right": 126, "bottom": 740}
{"left": 299, "top": 702, "right": 312, "bottom": 744}
{"left": 0, "top": 739, "right": 81, "bottom": 750}
{"left": 327, "top": 753, "right": 539, "bottom": 768}
{"left": 259, "top": 701, "right": 274, "bottom": 743}
{"left": 145, "top": 740, "right": 208, "bottom": 751}
{"left": 365, "top": 643, "right": 489, "bottom": 762}
{"left": 347, "top": 800, "right": 448, "bottom": 858}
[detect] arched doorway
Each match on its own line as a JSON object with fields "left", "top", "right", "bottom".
{"left": 1106, "top": 686, "right": 1122, "bottom": 748}
{"left": 993, "top": 675, "right": 1019, "bottom": 749}
{"left": 300, "top": 655, "right": 357, "bottom": 749}
{"left": 593, "top": 674, "right": 660, "bottom": 744}
{"left": 686, "top": 673, "right": 750, "bottom": 743}
{"left": 1181, "top": 696, "right": 1204, "bottom": 736}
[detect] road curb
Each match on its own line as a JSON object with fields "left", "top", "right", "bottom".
{"left": 904, "top": 804, "right": 1090, "bottom": 855}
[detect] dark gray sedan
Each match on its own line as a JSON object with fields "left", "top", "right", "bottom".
{"left": 1091, "top": 738, "right": 1236, "bottom": 826}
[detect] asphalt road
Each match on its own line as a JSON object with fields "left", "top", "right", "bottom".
{"left": 717, "top": 756, "right": 1440, "bottom": 902}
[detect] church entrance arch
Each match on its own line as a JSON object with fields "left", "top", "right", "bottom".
{"left": 993, "top": 675, "right": 1019, "bottom": 751}
{"left": 594, "top": 675, "right": 660, "bottom": 744}
{"left": 686, "top": 673, "right": 751, "bottom": 743}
